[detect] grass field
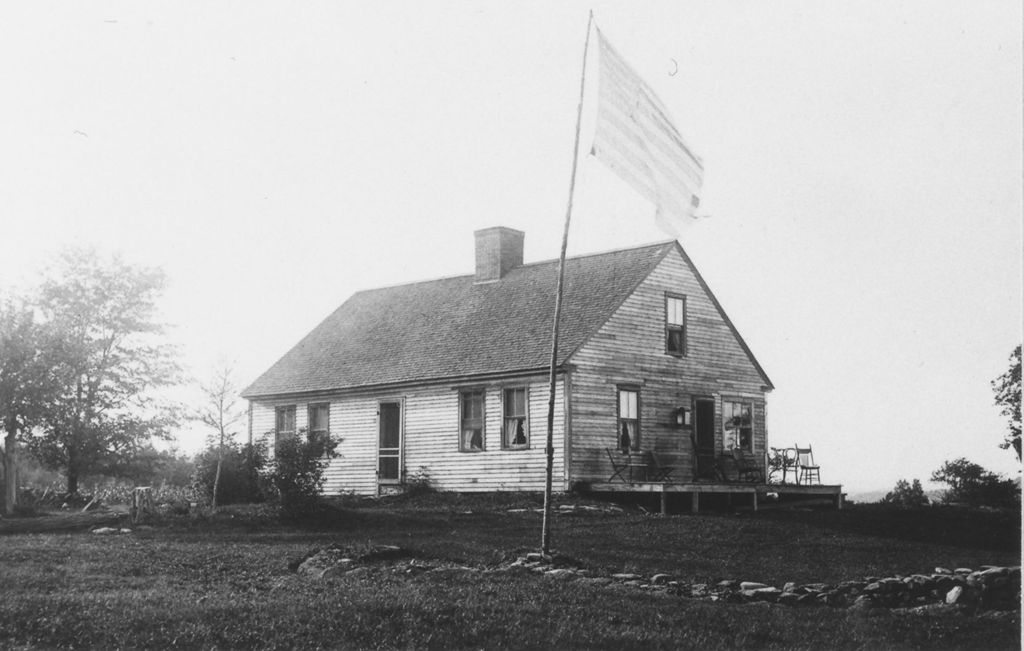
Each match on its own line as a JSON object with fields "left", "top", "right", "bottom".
{"left": 0, "top": 494, "right": 1019, "bottom": 649}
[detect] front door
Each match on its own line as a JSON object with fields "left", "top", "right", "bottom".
{"left": 693, "top": 398, "right": 716, "bottom": 480}
{"left": 378, "top": 401, "right": 402, "bottom": 483}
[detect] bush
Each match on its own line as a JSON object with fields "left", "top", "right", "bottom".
{"left": 931, "top": 457, "right": 1020, "bottom": 509}
{"left": 405, "top": 465, "right": 433, "bottom": 497}
{"left": 881, "top": 478, "right": 929, "bottom": 507}
{"left": 192, "top": 442, "right": 268, "bottom": 506}
{"left": 267, "top": 433, "right": 338, "bottom": 518}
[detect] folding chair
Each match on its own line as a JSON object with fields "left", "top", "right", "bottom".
{"left": 794, "top": 445, "right": 821, "bottom": 485}
{"left": 606, "top": 448, "right": 629, "bottom": 483}
{"left": 648, "top": 453, "right": 675, "bottom": 482}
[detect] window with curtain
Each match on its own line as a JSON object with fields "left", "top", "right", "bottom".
{"left": 617, "top": 388, "right": 640, "bottom": 452}
{"left": 723, "top": 400, "right": 754, "bottom": 452}
{"left": 666, "top": 294, "right": 686, "bottom": 355}
{"left": 460, "top": 390, "right": 485, "bottom": 452}
{"left": 503, "top": 387, "right": 528, "bottom": 449}
{"left": 275, "top": 405, "right": 296, "bottom": 449}
{"left": 308, "top": 403, "right": 330, "bottom": 447}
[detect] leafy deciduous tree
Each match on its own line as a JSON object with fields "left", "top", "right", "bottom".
{"left": 26, "top": 248, "right": 180, "bottom": 494}
{"left": 992, "top": 344, "right": 1021, "bottom": 461}
{"left": 0, "top": 299, "right": 54, "bottom": 515}
{"left": 930, "top": 457, "right": 1019, "bottom": 509}
{"left": 881, "top": 478, "right": 929, "bottom": 508}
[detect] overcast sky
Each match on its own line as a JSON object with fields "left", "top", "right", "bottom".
{"left": 1, "top": 1, "right": 1020, "bottom": 494}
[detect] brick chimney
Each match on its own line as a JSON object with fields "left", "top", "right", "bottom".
{"left": 474, "top": 227, "right": 524, "bottom": 282}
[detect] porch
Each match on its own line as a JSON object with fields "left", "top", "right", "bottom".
{"left": 584, "top": 481, "right": 845, "bottom": 515}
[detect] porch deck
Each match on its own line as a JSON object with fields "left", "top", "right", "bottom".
{"left": 585, "top": 481, "right": 845, "bottom": 514}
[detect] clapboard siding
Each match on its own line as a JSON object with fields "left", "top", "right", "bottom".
{"left": 250, "top": 377, "right": 564, "bottom": 496}
{"left": 568, "top": 248, "right": 769, "bottom": 483}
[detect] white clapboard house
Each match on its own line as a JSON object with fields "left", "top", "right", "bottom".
{"left": 242, "top": 226, "right": 773, "bottom": 496}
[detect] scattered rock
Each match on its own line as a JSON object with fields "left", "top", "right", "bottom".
{"left": 611, "top": 573, "right": 643, "bottom": 581}
{"left": 739, "top": 581, "right": 768, "bottom": 590}
{"left": 544, "top": 568, "right": 577, "bottom": 580}
{"left": 848, "top": 594, "right": 876, "bottom": 613}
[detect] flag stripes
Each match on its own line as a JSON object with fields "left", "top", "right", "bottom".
{"left": 591, "top": 28, "right": 704, "bottom": 232}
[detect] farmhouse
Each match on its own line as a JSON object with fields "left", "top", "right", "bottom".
{"left": 242, "top": 226, "right": 777, "bottom": 499}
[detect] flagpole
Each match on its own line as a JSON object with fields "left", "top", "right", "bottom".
{"left": 541, "top": 10, "right": 594, "bottom": 556}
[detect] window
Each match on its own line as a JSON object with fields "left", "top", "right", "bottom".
{"left": 723, "top": 401, "right": 754, "bottom": 452}
{"left": 460, "top": 390, "right": 485, "bottom": 452}
{"left": 666, "top": 294, "right": 686, "bottom": 355}
{"left": 275, "top": 405, "right": 296, "bottom": 446}
{"left": 617, "top": 387, "right": 640, "bottom": 452}
{"left": 502, "top": 387, "right": 529, "bottom": 449}
{"left": 308, "top": 403, "right": 330, "bottom": 446}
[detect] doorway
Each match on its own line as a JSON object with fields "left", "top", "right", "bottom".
{"left": 693, "top": 398, "right": 716, "bottom": 480}
{"left": 378, "top": 401, "right": 402, "bottom": 483}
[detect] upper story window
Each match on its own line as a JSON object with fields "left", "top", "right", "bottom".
{"left": 617, "top": 387, "right": 640, "bottom": 452}
{"left": 308, "top": 403, "right": 330, "bottom": 446}
{"left": 666, "top": 293, "right": 686, "bottom": 355}
{"left": 275, "top": 405, "right": 296, "bottom": 446}
{"left": 460, "top": 389, "right": 485, "bottom": 452}
{"left": 502, "top": 387, "right": 529, "bottom": 449}
{"left": 723, "top": 400, "right": 754, "bottom": 452}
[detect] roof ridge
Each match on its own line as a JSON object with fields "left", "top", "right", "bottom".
{"left": 351, "top": 239, "right": 677, "bottom": 295}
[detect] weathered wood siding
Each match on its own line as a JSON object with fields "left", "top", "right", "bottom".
{"left": 250, "top": 376, "right": 565, "bottom": 496}
{"left": 567, "top": 248, "right": 769, "bottom": 483}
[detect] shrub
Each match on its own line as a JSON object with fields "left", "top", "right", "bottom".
{"left": 881, "top": 478, "right": 929, "bottom": 507}
{"left": 405, "top": 465, "right": 433, "bottom": 497}
{"left": 267, "top": 432, "right": 338, "bottom": 518}
{"left": 192, "top": 442, "right": 268, "bottom": 506}
{"left": 931, "top": 457, "right": 1020, "bottom": 509}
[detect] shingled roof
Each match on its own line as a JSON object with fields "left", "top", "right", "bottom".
{"left": 241, "top": 241, "right": 676, "bottom": 398}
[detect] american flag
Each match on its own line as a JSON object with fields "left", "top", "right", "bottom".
{"left": 590, "top": 28, "right": 705, "bottom": 236}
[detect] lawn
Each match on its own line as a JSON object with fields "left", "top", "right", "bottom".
{"left": 0, "top": 494, "right": 1019, "bottom": 649}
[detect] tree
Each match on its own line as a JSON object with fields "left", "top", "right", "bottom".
{"left": 930, "top": 457, "right": 1020, "bottom": 509}
{"left": 25, "top": 248, "right": 180, "bottom": 494}
{"left": 191, "top": 364, "right": 245, "bottom": 510}
{"left": 992, "top": 344, "right": 1021, "bottom": 461}
{"left": 0, "top": 298, "right": 55, "bottom": 515}
{"left": 881, "top": 478, "right": 929, "bottom": 508}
